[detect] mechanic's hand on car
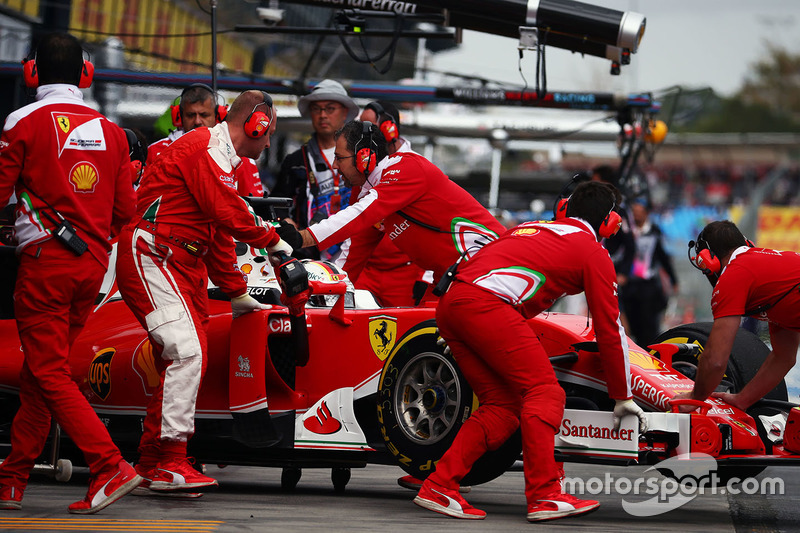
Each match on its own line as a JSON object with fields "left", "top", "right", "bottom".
{"left": 712, "top": 391, "right": 747, "bottom": 411}
{"left": 613, "top": 398, "right": 647, "bottom": 433}
{"left": 274, "top": 220, "right": 304, "bottom": 250}
{"left": 670, "top": 391, "right": 705, "bottom": 413}
{"left": 436, "top": 335, "right": 451, "bottom": 355}
{"left": 231, "top": 293, "right": 269, "bottom": 319}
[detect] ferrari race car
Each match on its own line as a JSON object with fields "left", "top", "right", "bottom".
{"left": 0, "top": 221, "right": 799, "bottom": 491}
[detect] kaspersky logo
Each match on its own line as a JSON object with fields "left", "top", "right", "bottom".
{"left": 88, "top": 348, "right": 115, "bottom": 400}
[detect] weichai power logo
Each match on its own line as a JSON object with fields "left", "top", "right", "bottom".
{"left": 88, "top": 348, "right": 115, "bottom": 400}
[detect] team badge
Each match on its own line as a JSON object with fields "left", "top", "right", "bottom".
{"left": 369, "top": 315, "right": 397, "bottom": 361}
{"left": 56, "top": 115, "right": 70, "bottom": 133}
{"left": 88, "top": 348, "right": 115, "bottom": 400}
{"left": 69, "top": 161, "right": 99, "bottom": 193}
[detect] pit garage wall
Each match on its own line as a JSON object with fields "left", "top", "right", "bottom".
{"left": 0, "top": 0, "right": 261, "bottom": 75}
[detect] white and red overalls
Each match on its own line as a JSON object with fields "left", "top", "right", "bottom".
{"left": 148, "top": 131, "right": 264, "bottom": 197}
{"left": 0, "top": 84, "right": 136, "bottom": 488}
{"left": 428, "top": 218, "right": 632, "bottom": 504}
{"left": 335, "top": 140, "right": 429, "bottom": 306}
{"left": 116, "top": 123, "right": 279, "bottom": 464}
{"left": 308, "top": 151, "right": 506, "bottom": 283}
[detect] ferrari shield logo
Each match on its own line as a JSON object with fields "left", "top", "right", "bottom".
{"left": 88, "top": 348, "right": 115, "bottom": 400}
{"left": 57, "top": 115, "right": 70, "bottom": 133}
{"left": 369, "top": 315, "right": 397, "bottom": 361}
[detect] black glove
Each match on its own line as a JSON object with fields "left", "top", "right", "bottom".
{"left": 275, "top": 221, "right": 304, "bottom": 250}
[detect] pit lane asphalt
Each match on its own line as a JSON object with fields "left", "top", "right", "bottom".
{"left": 0, "top": 463, "right": 796, "bottom": 532}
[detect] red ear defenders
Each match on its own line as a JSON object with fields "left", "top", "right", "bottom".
{"left": 366, "top": 102, "right": 399, "bottom": 143}
{"left": 554, "top": 197, "right": 622, "bottom": 239}
{"left": 23, "top": 53, "right": 94, "bottom": 89}
{"left": 355, "top": 121, "right": 378, "bottom": 176}
{"left": 171, "top": 84, "right": 228, "bottom": 129}
{"left": 688, "top": 232, "right": 754, "bottom": 276}
{"left": 244, "top": 91, "right": 274, "bottom": 139}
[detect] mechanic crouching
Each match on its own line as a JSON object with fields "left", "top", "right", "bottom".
{"left": 115, "top": 90, "right": 292, "bottom": 495}
{"left": 414, "top": 182, "right": 648, "bottom": 522}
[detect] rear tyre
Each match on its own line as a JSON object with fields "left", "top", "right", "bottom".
{"left": 376, "top": 320, "right": 521, "bottom": 486}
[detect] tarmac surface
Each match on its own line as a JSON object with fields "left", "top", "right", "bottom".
{"left": 0, "top": 462, "right": 797, "bottom": 532}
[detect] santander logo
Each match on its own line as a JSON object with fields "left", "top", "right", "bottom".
{"left": 303, "top": 401, "right": 342, "bottom": 435}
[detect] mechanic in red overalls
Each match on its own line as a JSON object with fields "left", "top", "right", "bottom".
{"left": 276, "top": 121, "right": 506, "bottom": 284}
{"left": 414, "top": 181, "right": 648, "bottom": 522}
{"left": 115, "top": 91, "right": 292, "bottom": 493}
{"left": 674, "top": 220, "right": 800, "bottom": 414}
{"left": 335, "top": 101, "right": 431, "bottom": 308}
{"left": 0, "top": 32, "right": 140, "bottom": 513}
{"left": 148, "top": 83, "right": 264, "bottom": 197}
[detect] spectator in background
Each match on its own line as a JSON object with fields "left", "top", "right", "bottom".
{"left": 271, "top": 80, "right": 359, "bottom": 260}
{"left": 148, "top": 83, "right": 264, "bottom": 197}
{"left": 619, "top": 197, "right": 678, "bottom": 347}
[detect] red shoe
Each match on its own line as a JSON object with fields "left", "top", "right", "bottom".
{"left": 413, "top": 479, "right": 486, "bottom": 520}
{"left": 0, "top": 485, "right": 24, "bottom": 510}
{"left": 526, "top": 492, "right": 599, "bottom": 522}
{"left": 68, "top": 460, "right": 142, "bottom": 514}
{"left": 398, "top": 475, "right": 470, "bottom": 493}
{"left": 149, "top": 457, "right": 218, "bottom": 492}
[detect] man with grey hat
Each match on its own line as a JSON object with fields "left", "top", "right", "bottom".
{"left": 271, "top": 79, "right": 359, "bottom": 260}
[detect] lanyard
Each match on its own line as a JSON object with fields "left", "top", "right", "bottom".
{"left": 319, "top": 150, "right": 341, "bottom": 213}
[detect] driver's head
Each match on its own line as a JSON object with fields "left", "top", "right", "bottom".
{"left": 567, "top": 181, "right": 620, "bottom": 238}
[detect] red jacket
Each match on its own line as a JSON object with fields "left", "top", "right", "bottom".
{"left": 712, "top": 246, "right": 800, "bottom": 330}
{"left": 132, "top": 123, "right": 278, "bottom": 296}
{"left": 455, "top": 218, "right": 632, "bottom": 399}
{"left": 148, "top": 131, "right": 264, "bottom": 197}
{"left": 0, "top": 84, "right": 135, "bottom": 267}
{"left": 309, "top": 152, "right": 505, "bottom": 281}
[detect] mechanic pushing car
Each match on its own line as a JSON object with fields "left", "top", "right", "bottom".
{"left": 414, "top": 181, "right": 648, "bottom": 522}
{"left": 0, "top": 32, "right": 140, "bottom": 513}
{"left": 275, "top": 120, "right": 506, "bottom": 284}
{"left": 115, "top": 90, "right": 293, "bottom": 494}
{"left": 674, "top": 220, "right": 800, "bottom": 413}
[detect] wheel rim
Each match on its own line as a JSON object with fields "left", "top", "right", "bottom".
{"left": 393, "top": 351, "right": 463, "bottom": 445}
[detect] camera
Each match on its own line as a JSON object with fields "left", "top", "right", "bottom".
{"left": 256, "top": 7, "right": 284, "bottom": 25}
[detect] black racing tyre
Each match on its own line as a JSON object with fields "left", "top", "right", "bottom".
{"left": 376, "top": 320, "right": 521, "bottom": 486}
{"left": 652, "top": 322, "right": 788, "bottom": 401}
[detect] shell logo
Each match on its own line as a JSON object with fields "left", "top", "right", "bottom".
{"left": 132, "top": 338, "right": 160, "bottom": 395}
{"left": 511, "top": 227, "right": 540, "bottom": 236}
{"left": 241, "top": 264, "right": 253, "bottom": 275}
{"left": 628, "top": 350, "right": 667, "bottom": 371}
{"left": 69, "top": 162, "right": 99, "bottom": 193}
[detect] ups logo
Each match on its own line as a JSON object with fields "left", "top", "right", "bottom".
{"left": 88, "top": 348, "right": 115, "bottom": 400}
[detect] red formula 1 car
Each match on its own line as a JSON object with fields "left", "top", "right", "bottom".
{"left": 0, "top": 229, "right": 798, "bottom": 490}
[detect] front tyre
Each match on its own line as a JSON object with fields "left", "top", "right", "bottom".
{"left": 376, "top": 320, "right": 520, "bottom": 486}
